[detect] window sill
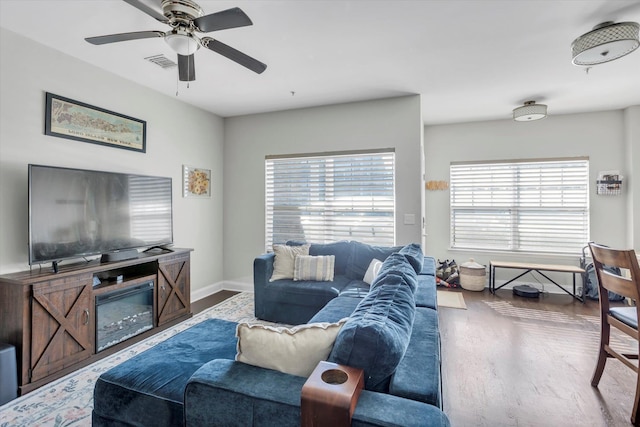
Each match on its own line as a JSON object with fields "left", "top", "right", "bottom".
{"left": 447, "top": 247, "right": 582, "bottom": 261}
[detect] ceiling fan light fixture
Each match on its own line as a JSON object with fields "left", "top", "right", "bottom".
{"left": 165, "top": 31, "right": 199, "bottom": 56}
{"left": 513, "top": 101, "right": 547, "bottom": 122}
{"left": 572, "top": 21, "right": 640, "bottom": 66}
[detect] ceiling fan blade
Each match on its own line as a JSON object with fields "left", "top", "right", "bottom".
{"left": 122, "top": 0, "right": 169, "bottom": 23}
{"left": 193, "top": 7, "right": 253, "bottom": 33}
{"left": 85, "top": 31, "right": 164, "bottom": 45}
{"left": 178, "top": 54, "right": 196, "bottom": 81}
{"left": 200, "top": 37, "right": 267, "bottom": 74}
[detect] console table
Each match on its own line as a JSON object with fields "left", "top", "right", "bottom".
{"left": 489, "top": 260, "right": 585, "bottom": 301}
{"left": 0, "top": 248, "right": 192, "bottom": 395}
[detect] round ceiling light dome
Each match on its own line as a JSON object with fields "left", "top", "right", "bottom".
{"left": 513, "top": 101, "right": 547, "bottom": 122}
{"left": 572, "top": 21, "right": 640, "bottom": 66}
{"left": 165, "top": 29, "right": 200, "bottom": 56}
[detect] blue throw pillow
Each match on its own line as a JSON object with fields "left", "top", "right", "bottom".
{"left": 345, "top": 241, "right": 403, "bottom": 280}
{"left": 398, "top": 243, "right": 424, "bottom": 274}
{"left": 329, "top": 272, "right": 416, "bottom": 392}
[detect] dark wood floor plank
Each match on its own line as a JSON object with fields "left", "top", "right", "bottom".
{"left": 192, "top": 290, "right": 239, "bottom": 314}
{"left": 440, "top": 289, "right": 636, "bottom": 426}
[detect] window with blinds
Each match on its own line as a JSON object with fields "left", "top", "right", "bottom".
{"left": 265, "top": 150, "right": 395, "bottom": 251}
{"left": 450, "top": 158, "right": 589, "bottom": 254}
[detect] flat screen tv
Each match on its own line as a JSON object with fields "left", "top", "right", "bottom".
{"left": 29, "top": 164, "right": 173, "bottom": 266}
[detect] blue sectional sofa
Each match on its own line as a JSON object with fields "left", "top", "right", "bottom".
{"left": 92, "top": 241, "right": 448, "bottom": 426}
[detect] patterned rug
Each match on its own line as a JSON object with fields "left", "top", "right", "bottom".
{"left": 0, "top": 292, "right": 257, "bottom": 427}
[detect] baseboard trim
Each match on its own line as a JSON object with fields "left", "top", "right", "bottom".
{"left": 191, "top": 280, "right": 254, "bottom": 302}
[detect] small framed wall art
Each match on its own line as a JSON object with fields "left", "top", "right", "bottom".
{"left": 183, "top": 165, "right": 211, "bottom": 198}
{"left": 44, "top": 92, "right": 146, "bottom": 153}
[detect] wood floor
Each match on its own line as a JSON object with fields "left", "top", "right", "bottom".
{"left": 440, "top": 289, "right": 636, "bottom": 427}
{"left": 198, "top": 289, "right": 636, "bottom": 426}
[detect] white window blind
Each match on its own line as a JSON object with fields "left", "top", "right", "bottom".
{"left": 450, "top": 158, "right": 589, "bottom": 254}
{"left": 265, "top": 150, "right": 395, "bottom": 251}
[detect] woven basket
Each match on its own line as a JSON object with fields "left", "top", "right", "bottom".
{"left": 460, "top": 258, "right": 486, "bottom": 291}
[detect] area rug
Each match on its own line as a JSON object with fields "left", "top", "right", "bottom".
{"left": 437, "top": 290, "right": 467, "bottom": 309}
{"left": 0, "top": 292, "right": 257, "bottom": 427}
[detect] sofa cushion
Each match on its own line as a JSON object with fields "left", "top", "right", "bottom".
{"left": 338, "top": 279, "right": 370, "bottom": 299}
{"left": 421, "top": 256, "right": 436, "bottom": 276}
{"left": 390, "top": 307, "right": 442, "bottom": 408}
{"left": 329, "top": 272, "right": 416, "bottom": 392}
{"left": 259, "top": 275, "right": 352, "bottom": 324}
{"left": 236, "top": 319, "right": 346, "bottom": 377}
{"left": 346, "top": 241, "right": 403, "bottom": 280}
{"left": 270, "top": 244, "right": 310, "bottom": 281}
{"left": 373, "top": 253, "right": 418, "bottom": 294}
{"left": 398, "top": 243, "right": 424, "bottom": 274}
{"left": 293, "top": 255, "right": 335, "bottom": 281}
{"left": 308, "top": 296, "right": 363, "bottom": 324}
{"left": 415, "top": 274, "right": 438, "bottom": 310}
{"left": 92, "top": 318, "right": 238, "bottom": 427}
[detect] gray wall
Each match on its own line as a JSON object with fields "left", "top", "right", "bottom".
{"left": 625, "top": 106, "right": 640, "bottom": 250}
{"left": 223, "top": 95, "right": 425, "bottom": 285}
{"left": 423, "top": 109, "right": 639, "bottom": 287}
{"left": 0, "top": 28, "right": 225, "bottom": 297}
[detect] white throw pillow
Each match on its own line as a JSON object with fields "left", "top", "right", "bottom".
{"left": 270, "top": 244, "right": 310, "bottom": 281}
{"left": 363, "top": 258, "right": 383, "bottom": 284}
{"left": 235, "top": 319, "right": 347, "bottom": 377}
{"left": 293, "top": 255, "right": 335, "bottom": 281}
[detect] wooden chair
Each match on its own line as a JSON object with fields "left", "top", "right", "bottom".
{"left": 588, "top": 243, "right": 640, "bottom": 426}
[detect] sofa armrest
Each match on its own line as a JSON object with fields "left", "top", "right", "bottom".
{"left": 185, "top": 360, "right": 450, "bottom": 427}
{"left": 419, "top": 256, "right": 436, "bottom": 276}
{"left": 253, "top": 253, "right": 275, "bottom": 318}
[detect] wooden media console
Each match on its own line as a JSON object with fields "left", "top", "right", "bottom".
{"left": 0, "top": 248, "right": 192, "bottom": 395}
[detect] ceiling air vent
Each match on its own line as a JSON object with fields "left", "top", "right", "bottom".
{"left": 144, "top": 54, "right": 177, "bottom": 69}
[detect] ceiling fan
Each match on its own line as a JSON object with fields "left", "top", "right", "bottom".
{"left": 85, "top": 0, "right": 267, "bottom": 82}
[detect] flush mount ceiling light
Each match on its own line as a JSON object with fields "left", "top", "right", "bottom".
{"left": 513, "top": 101, "right": 547, "bottom": 122}
{"left": 572, "top": 21, "right": 640, "bottom": 66}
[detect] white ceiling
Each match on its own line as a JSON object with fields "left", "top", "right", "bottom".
{"left": 1, "top": 0, "right": 639, "bottom": 125}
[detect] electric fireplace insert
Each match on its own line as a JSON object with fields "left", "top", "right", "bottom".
{"left": 95, "top": 281, "right": 154, "bottom": 352}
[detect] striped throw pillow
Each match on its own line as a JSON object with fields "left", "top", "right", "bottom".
{"left": 293, "top": 255, "right": 335, "bottom": 281}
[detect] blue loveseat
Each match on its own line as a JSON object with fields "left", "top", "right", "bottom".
{"left": 92, "top": 241, "right": 449, "bottom": 426}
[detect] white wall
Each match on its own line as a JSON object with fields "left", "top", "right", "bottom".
{"left": 0, "top": 28, "right": 225, "bottom": 297}
{"left": 624, "top": 106, "right": 640, "bottom": 251}
{"left": 424, "top": 110, "right": 634, "bottom": 287}
{"left": 223, "top": 95, "right": 424, "bottom": 284}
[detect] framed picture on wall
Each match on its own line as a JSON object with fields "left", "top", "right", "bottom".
{"left": 183, "top": 165, "right": 211, "bottom": 198}
{"left": 44, "top": 92, "right": 146, "bottom": 153}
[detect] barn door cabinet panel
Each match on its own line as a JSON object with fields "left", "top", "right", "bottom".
{"left": 30, "top": 275, "right": 94, "bottom": 382}
{"left": 157, "top": 253, "right": 191, "bottom": 326}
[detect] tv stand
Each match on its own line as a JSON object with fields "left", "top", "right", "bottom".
{"left": 0, "top": 248, "right": 192, "bottom": 396}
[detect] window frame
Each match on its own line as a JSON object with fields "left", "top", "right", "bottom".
{"left": 449, "top": 157, "right": 590, "bottom": 255}
{"left": 265, "top": 149, "right": 396, "bottom": 251}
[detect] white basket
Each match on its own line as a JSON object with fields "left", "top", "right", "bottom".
{"left": 460, "top": 258, "right": 486, "bottom": 291}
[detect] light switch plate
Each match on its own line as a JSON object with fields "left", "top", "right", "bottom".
{"left": 403, "top": 214, "right": 415, "bottom": 225}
